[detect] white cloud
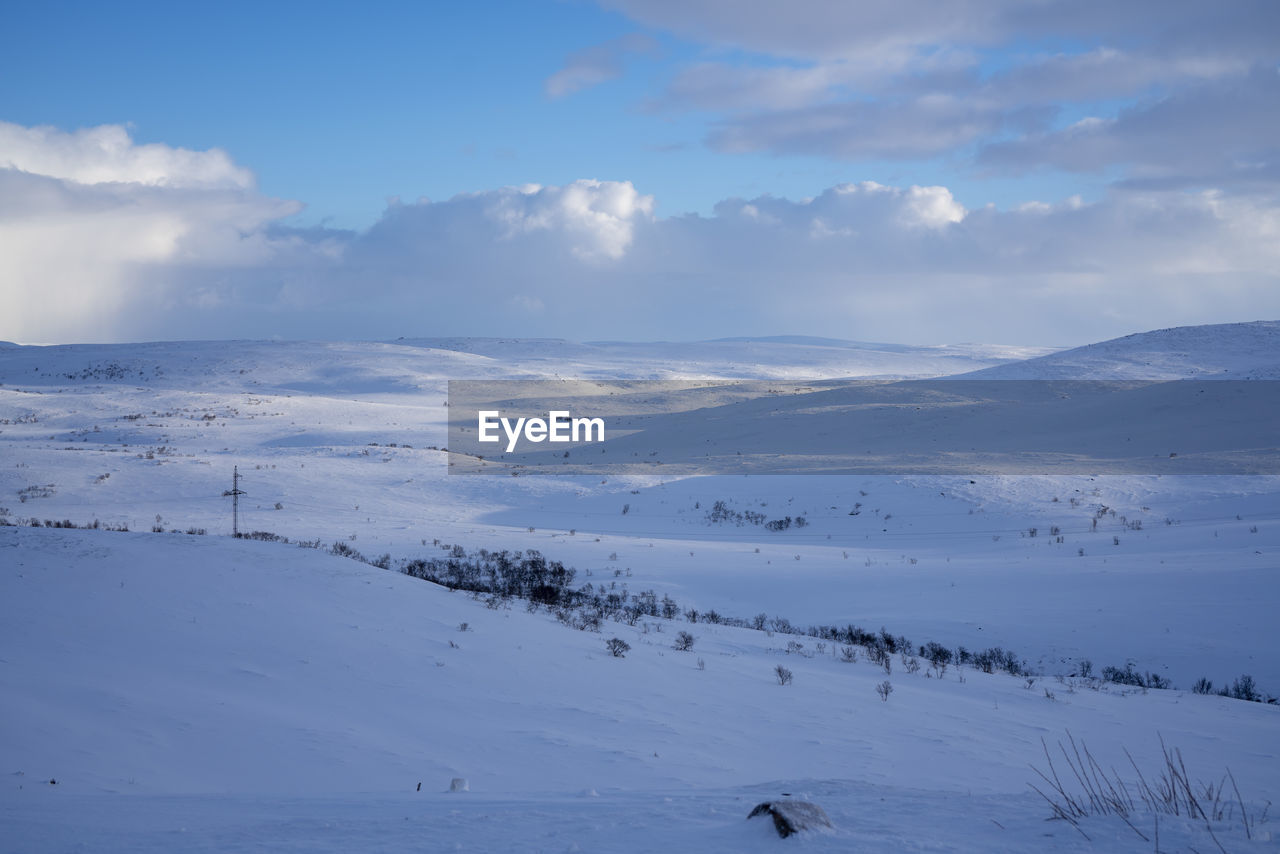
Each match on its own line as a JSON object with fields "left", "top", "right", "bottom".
{"left": 597, "top": 0, "right": 1278, "bottom": 63}
{"left": 483, "top": 179, "right": 655, "bottom": 259}
{"left": 652, "top": 46, "right": 970, "bottom": 111}
{"left": 901, "top": 185, "right": 966, "bottom": 227}
{"left": 544, "top": 33, "right": 659, "bottom": 98}
{"left": 2, "top": 122, "right": 1278, "bottom": 346}
{"left": 0, "top": 124, "right": 317, "bottom": 342}
{"left": 978, "top": 69, "right": 1280, "bottom": 189}
{"left": 600, "top": 1, "right": 1279, "bottom": 183}
{"left": 596, "top": 0, "right": 1016, "bottom": 60}
{"left": 0, "top": 121, "right": 254, "bottom": 189}
{"left": 708, "top": 94, "right": 1008, "bottom": 159}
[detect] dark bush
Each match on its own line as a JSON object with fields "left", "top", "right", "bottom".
{"left": 1228, "top": 674, "right": 1259, "bottom": 702}
{"left": 921, "top": 641, "right": 952, "bottom": 668}
{"left": 1102, "top": 664, "right": 1169, "bottom": 690}
{"left": 605, "top": 637, "right": 630, "bottom": 658}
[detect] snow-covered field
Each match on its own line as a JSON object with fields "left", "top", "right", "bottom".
{"left": 1, "top": 324, "right": 1277, "bottom": 851}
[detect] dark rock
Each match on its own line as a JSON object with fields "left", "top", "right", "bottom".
{"left": 747, "top": 800, "right": 832, "bottom": 838}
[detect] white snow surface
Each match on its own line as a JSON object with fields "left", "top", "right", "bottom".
{"left": 1, "top": 325, "right": 1277, "bottom": 852}
{"left": 3, "top": 528, "right": 1277, "bottom": 853}
{"left": 961, "top": 320, "right": 1280, "bottom": 379}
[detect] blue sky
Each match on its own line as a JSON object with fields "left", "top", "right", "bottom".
{"left": 1, "top": 1, "right": 1277, "bottom": 344}
{"left": 4, "top": 0, "right": 1103, "bottom": 226}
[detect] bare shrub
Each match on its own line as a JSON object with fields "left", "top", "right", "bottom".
{"left": 605, "top": 638, "right": 630, "bottom": 658}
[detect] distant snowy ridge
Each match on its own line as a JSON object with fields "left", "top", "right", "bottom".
{"left": 387, "top": 336, "right": 1055, "bottom": 379}
{"left": 959, "top": 320, "right": 1280, "bottom": 380}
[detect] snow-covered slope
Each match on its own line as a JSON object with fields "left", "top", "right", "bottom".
{"left": 960, "top": 321, "right": 1280, "bottom": 379}
{"left": 392, "top": 335, "right": 1055, "bottom": 380}
{"left": 0, "top": 327, "right": 1275, "bottom": 688}
{"left": 1, "top": 323, "right": 1277, "bottom": 851}
{"left": 1, "top": 527, "right": 1275, "bottom": 852}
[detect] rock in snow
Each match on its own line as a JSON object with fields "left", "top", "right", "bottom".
{"left": 747, "top": 800, "right": 832, "bottom": 838}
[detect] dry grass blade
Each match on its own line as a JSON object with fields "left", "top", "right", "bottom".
{"left": 1029, "top": 731, "right": 1265, "bottom": 851}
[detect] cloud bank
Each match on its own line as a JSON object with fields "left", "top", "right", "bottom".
{"left": 1, "top": 122, "right": 1277, "bottom": 345}
{"left": 602, "top": 0, "right": 1279, "bottom": 192}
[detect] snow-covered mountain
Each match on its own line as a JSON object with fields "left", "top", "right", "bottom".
{"left": 960, "top": 320, "right": 1280, "bottom": 379}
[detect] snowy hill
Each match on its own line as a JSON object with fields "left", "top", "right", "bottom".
{"left": 391, "top": 335, "right": 1055, "bottom": 380}
{"left": 2, "top": 526, "right": 1275, "bottom": 852}
{"left": 1, "top": 323, "right": 1277, "bottom": 851}
{"left": 960, "top": 321, "right": 1280, "bottom": 379}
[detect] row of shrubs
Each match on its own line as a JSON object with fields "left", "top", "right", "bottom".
{"left": 0, "top": 516, "right": 211, "bottom": 535}
{"left": 9, "top": 517, "right": 1272, "bottom": 704}
{"left": 1193, "top": 674, "right": 1264, "bottom": 701}
{"left": 369, "top": 543, "right": 1275, "bottom": 703}
{"left": 1100, "top": 664, "right": 1171, "bottom": 690}
{"left": 1, "top": 516, "right": 133, "bottom": 532}
{"left": 704, "top": 500, "right": 808, "bottom": 530}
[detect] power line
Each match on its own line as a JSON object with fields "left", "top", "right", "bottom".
{"left": 222, "top": 466, "right": 245, "bottom": 537}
